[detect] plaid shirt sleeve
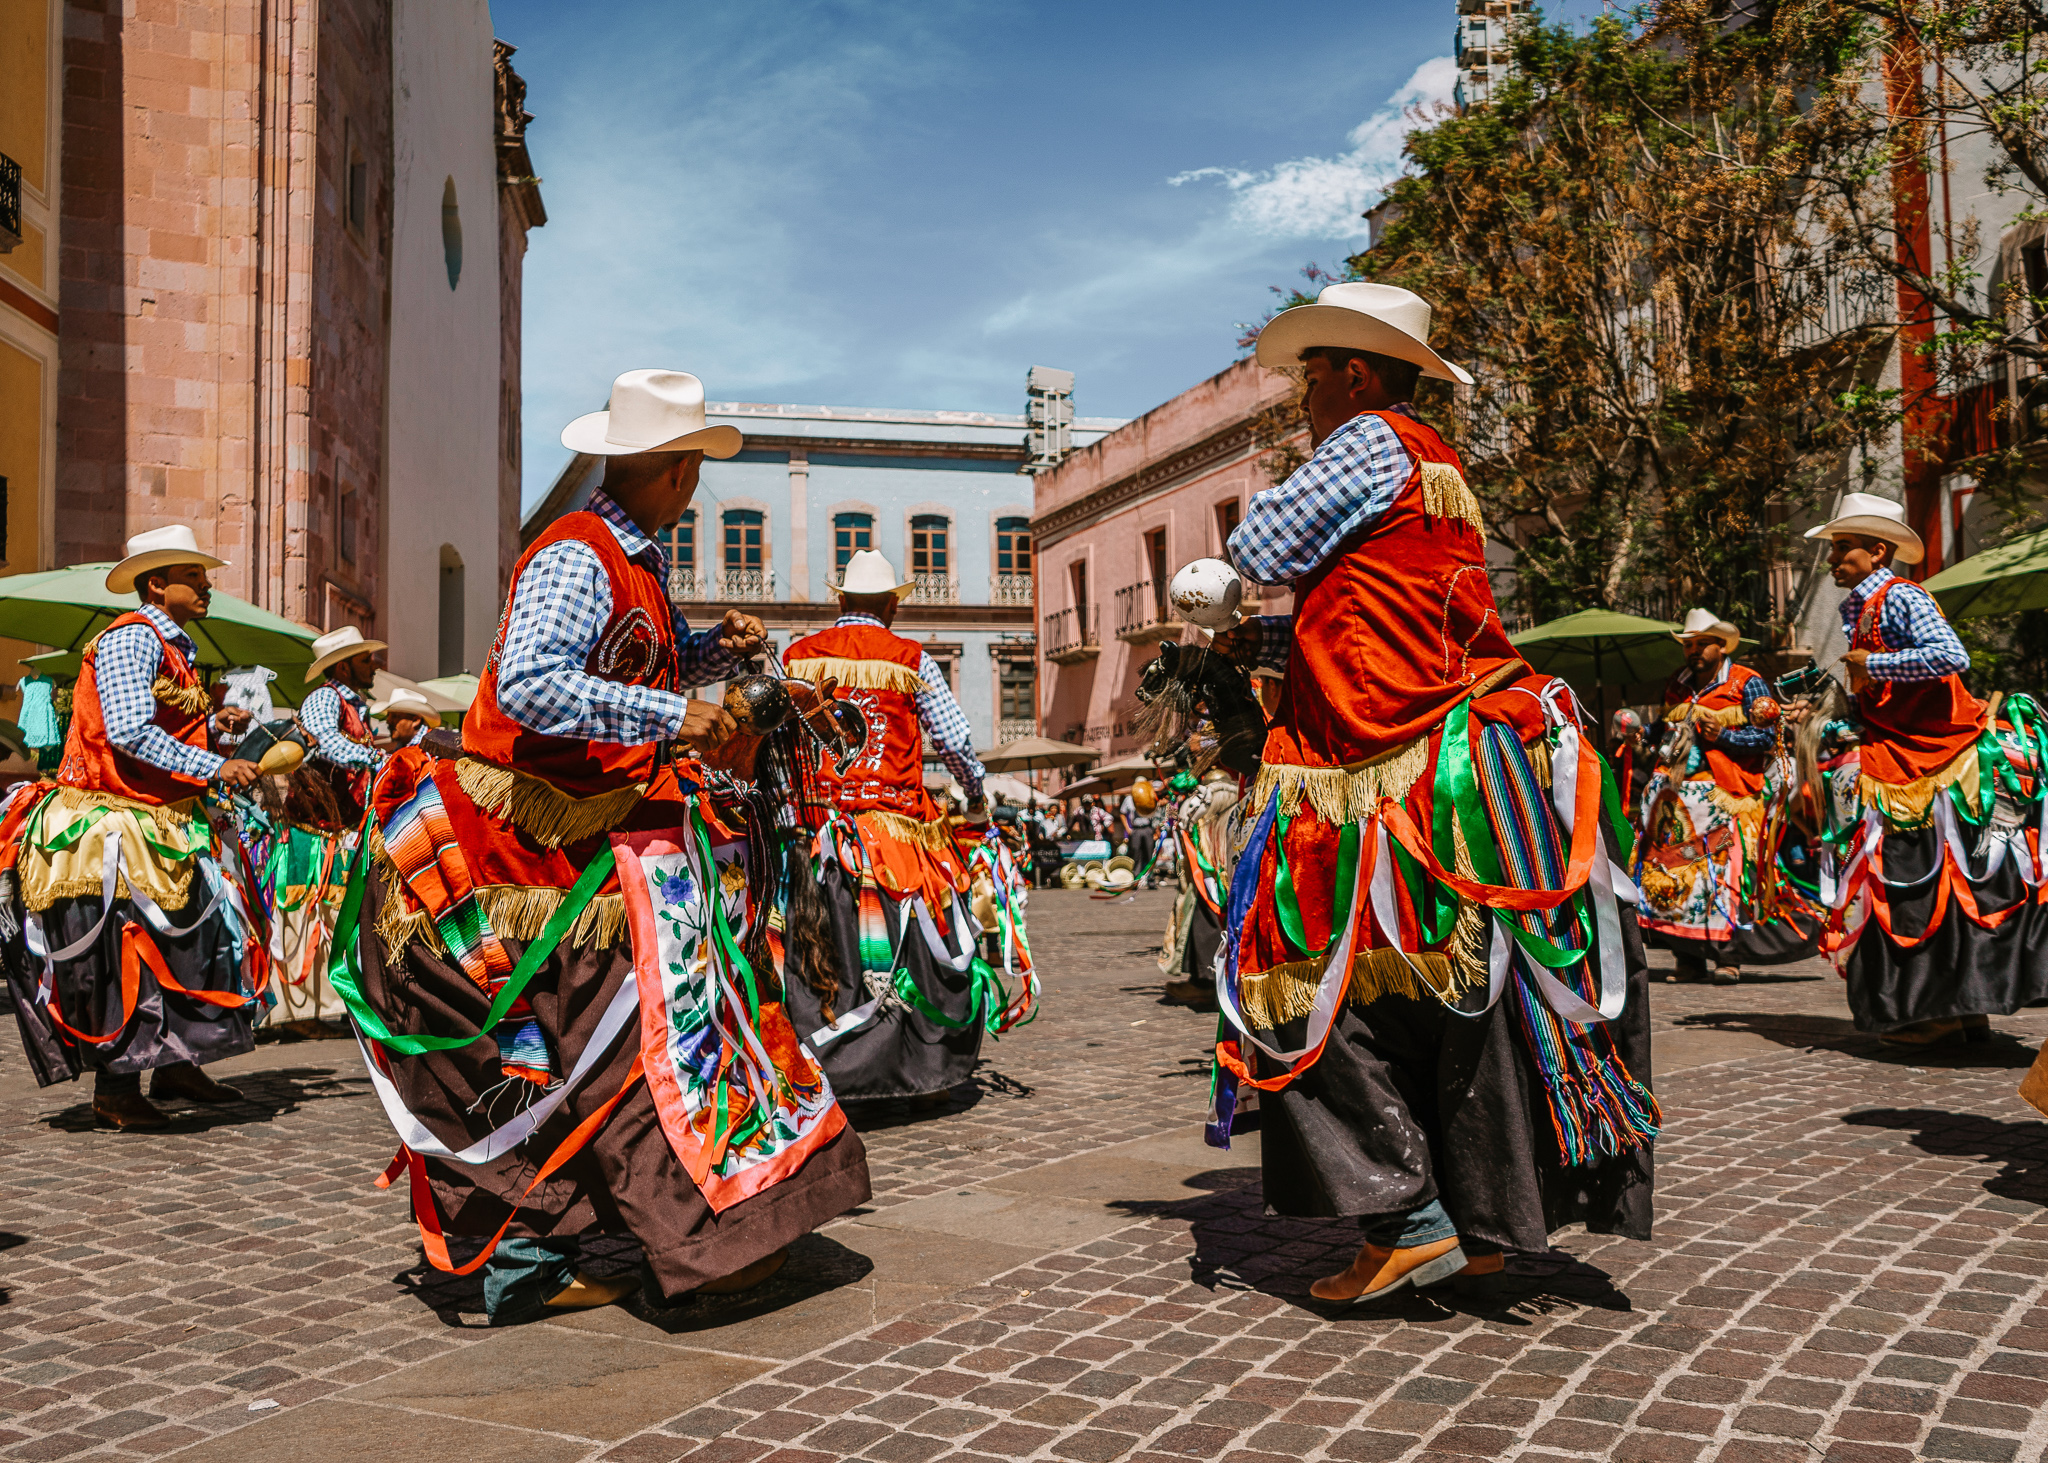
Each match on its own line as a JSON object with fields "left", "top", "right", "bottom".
{"left": 495, "top": 539, "right": 696, "bottom": 743}
{"left": 1226, "top": 412, "right": 1413, "bottom": 587}
{"left": 300, "top": 685, "right": 382, "bottom": 769}
{"left": 1868, "top": 582, "right": 1970, "bottom": 683}
{"left": 94, "top": 624, "right": 225, "bottom": 782}
{"left": 1246, "top": 615, "right": 1294, "bottom": 673}
{"left": 670, "top": 608, "right": 747, "bottom": 693}
{"left": 1715, "top": 672, "right": 1776, "bottom": 751}
{"left": 917, "top": 653, "right": 985, "bottom": 802}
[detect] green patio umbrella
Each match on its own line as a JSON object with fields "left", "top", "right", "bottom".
{"left": 0, "top": 564, "right": 321, "bottom": 703}
{"left": 1922, "top": 525, "right": 2048, "bottom": 619}
{"left": 1509, "top": 608, "right": 1686, "bottom": 691}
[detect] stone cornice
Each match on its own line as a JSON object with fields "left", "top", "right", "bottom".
{"left": 676, "top": 600, "right": 1034, "bottom": 633}
{"left": 736, "top": 433, "right": 1028, "bottom": 464}
{"left": 1031, "top": 419, "right": 1263, "bottom": 548}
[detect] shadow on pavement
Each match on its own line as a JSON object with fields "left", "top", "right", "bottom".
{"left": 1669, "top": 1011, "right": 2039, "bottom": 1068}
{"left": 839, "top": 1083, "right": 988, "bottom": 1132}
{"left": 38, "top": 1064, "right": 364, "bottom": 1133}
{"left": 1843, "top": 1107, "right": 2048, "bottom": 1207}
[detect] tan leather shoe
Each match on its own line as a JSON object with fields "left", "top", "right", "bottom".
{"left": 1162, "top": 980, "right": 1219, "bottom": 1009}
{"left": 150, "top": 1063, "right": 243, "bottom": 1104}
{"left": 93, "top": 1090, "right": 172, "bottom": 1131}
{"left": 698, "top": 1247, "right": 789, "bottom": 1295}
{"left": 1879, "top": 1017, "right": 1965, "bottom": 1048}
{"left": 542, "top": 1270, "right": 641, "bottom": 1311}
{"left": 1310, "top": 1235, "right": 1466, "bottom": 1304}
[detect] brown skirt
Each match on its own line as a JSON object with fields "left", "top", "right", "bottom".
{"left": 355, "top": 867, "right": 872, "bottom": 1298}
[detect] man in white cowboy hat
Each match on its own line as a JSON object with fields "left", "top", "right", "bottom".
{"left": 1637, "top": 609, "right": 1809, "bottom": 987}
{"left": 776, "top": 547, "right": 997, "bottom": 1106}
{"left": 1, "top": 526, "right": 266, "bottom": 1130}
{"left": 372, "top": 686, "right": 437, "bottom": 748}
{"left": 345, "top": 369, "right": 870, "bottom": 1327}
{"left": 1201, "top": 279, "right": 1656, "bottom": 1304}
{"left": 1795, "top": 492, "right": 2044, "bottom": 1045}
{"left": 297, "top": 625, "right": 389, "bottom": 825}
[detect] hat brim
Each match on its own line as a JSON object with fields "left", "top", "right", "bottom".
{"left": 834, "top": 579, "right": 917, "bottom": 600}
{"left": 1253, "top": 302, "right": 1476, "bottom": 386}
{"left": 1804, "top": 516, "right": 1926, "bottom": 566}
{"left": 307, "top": 640, "right": 389, "bottom": 680}
{"left": 105, "top": 549, "right": 229, "bottom": 595}
{"left": 1672, "top": 627, "right": 1741, "bottom": 651}
{"left": 559, "top": 412, "right": 744, "bottom": 460}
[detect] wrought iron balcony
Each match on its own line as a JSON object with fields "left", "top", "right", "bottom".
{"left": 718, "top": 567, "right": 772, "bottom": 601}
{"left": 997, "top": 717, "right": 1036, "bottom": 743}
{"left": 0, "top": 153, "right": 19, "bottom": 254}
{"left": 991, "top": 572, "right": 1034, "bottom": 606}
{"left": 1114, "top": 581, "right": 1179, "bottom": 645}
{"left": 911, "top": 571, "right": 957, "bottom": 604}
{"left": 665, "top": 566, "right": 701, "bottom": 602}
{"left": 1043, "top": 606, "right": 1100, "bottom": 665}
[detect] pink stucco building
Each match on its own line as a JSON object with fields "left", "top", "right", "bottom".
{"left": 1030, "top": 356, "right": 1301, "bottom": 762}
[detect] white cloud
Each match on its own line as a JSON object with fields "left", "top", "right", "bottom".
{"left": 1171, "top": 56, "right": 1457, "bottom": 240}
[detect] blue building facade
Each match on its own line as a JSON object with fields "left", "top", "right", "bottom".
{"left": 526, "top": 401, "right": 1121, "bottom": 751}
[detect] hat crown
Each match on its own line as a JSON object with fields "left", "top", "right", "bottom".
{"left": 605, "top": 369, "right": 711, "bottom": 450}
{"left": 311, "top": 626, "right": 366, "bottom": 658}
{"left": 1315, "top": 281, "right": 1434, "bottom": 346}
{"left": 837, "top": 549, "right": 906, "bottom": 596}
{"left": 1833, "top": 491, "right": 1908, "bottom": 526}
{"left": 122, "top": 524, "right": 206, "bottom": 560}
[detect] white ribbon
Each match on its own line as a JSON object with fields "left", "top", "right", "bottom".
{"left": 1218, "top": 818, "right": 1370, "bottom": 1064}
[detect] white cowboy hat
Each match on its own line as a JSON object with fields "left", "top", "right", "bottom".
{"left": 1803, "top": 491, "right": 1925, "bottom": 566}
{"left": 1672, "top": 607, "right": 1741, "bottom": 651}
{"left": 105, "top": 525, "right": 228, "bottom": 594}
{"left": 307, "top": 625, "right": 389, "bottom": 680}
{"left": 373, "top": 686, "right": 436, "bottom": 720}
{"left": 1253, "top": 281, "right": 1475, "bottom": 386}
{"left": 560, "top": 369, "right": 744, "bottom": 459}
{"left": 835, "top": 548, "right": 915, "bottom": 600}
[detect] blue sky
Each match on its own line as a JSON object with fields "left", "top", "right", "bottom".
{"left": 492, "top": 1, "right": 1601, "bottom": 510}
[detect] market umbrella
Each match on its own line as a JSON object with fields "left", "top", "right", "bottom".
{"left": 1922, "top": 526, "right": 2048, "bottom": 619}
{"left": 974, "top": 734, "right": 1098, "bottom": 812}
{"left": 416, "top": 672, "right": 480, "bottom": 709}
{"left": 1057, "top": 751, "right": 1164, "bottom": 800}
{"left": 0, "top": 564, "right": 321, "bottom": 701}
{"left": 1509, "top": 608, "right": 1686, "bottom": 691}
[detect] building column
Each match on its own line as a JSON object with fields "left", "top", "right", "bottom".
{"left": 787, "top": 447, "right": 809, "bottom": 600}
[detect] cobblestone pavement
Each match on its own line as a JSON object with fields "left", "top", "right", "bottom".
{"left": 3, "top": 888, "right": 2048, "bottom": 1462}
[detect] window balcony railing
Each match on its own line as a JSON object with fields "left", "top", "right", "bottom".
{"left": 997, "top": 717, "right": 1036, "bottom": 743}
{"left": 1114, "top": 580, "right": 1180, "bottom": 645}
{"left": 911, "top": 571, "right": 957, "bottom": 604}
{"left": 665, "top": 566, "right": 701, "bottom": 601}
{"left": 1043, "top": 606, "right": 1100, "bottom": 665}
{"left": 991, "top": 572, "right": 1034, "bottom": 606}
{"left": 718, "top": 567, "right": 772, "bottom": 601}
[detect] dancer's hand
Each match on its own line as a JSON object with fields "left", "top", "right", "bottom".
{"left": 1208, "top": 621, "right": 1260, "bottom": 666}
{"left": 716, "top": 611, "right": 768, "bottom": 657}
{"left": 676, "top": 699, "right": 737, "bottom": 750}
{"left": 215, "top": 758, "right": 262, "bottom": 789}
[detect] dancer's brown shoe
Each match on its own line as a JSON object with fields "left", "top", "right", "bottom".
{"left": 1310, "top": 1236, "right": 1465, "bottom": 1304}
{"left": 543, "top": 1271, "right": 640, "bottom": 1311}
{"left": 1879, "top": 1017, "right": 1965, "bottom": 1048}
{"left": 698, "top": 1248, "right": 788, "bottom": 1295}
{"left": 94, "top": 1091, "right": 171, "bottom": 1131}
{"left": 150, "top": 1063, "right": 243, "bottom": 1104}
{"left": 1162, "top": 980, "right": 1218, "bottom": 1009}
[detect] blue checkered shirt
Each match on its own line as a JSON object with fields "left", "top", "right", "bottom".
{"left": 1839, "top": 567, "right": 1969, "bottom": 682}
{"left": 1225, "top": 407, "right": 1419, "bottom": 673}
{"left": 1668, "top": 660, "right": 1775, "bottom": 752}
{"left": 826, "top": 613, "right": 985, "bottom": 802}
{"left": 495, "top": 490, "right": 749, "bottom": 742}
{"left": 300, "top": 681, "right": 383, "bottom": 769}
{"left": 94, "top": 604, "right": 225, "bottom": 783}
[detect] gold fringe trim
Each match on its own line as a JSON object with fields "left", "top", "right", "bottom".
{"left": 861, "top": 808, "right": 954, "bottom": 851}
{"left": 1249, "top": 738, "right": 1433, "bottom": 826}
{"left": 1703, "top": 782, "right": 1766, "bottom": 820}
{"left": 1419, "top": 461, "right": 1484, "bottom": 533}
{"left": 785, "top": 657, "right": 925, "bottom": 695}
{"left": 151, "top": 675, "right": 210, "bottom": 716}
{"left": 1236, "top": 947, "right": 1483, "bottom": 1027}
{"left": 453, "top": 758, "right": 645, "bottom": 850}
{"left": 1448, "top": 806, "right": 1489, "bottom": 990}
{"left": 1860, "top": 741, "right": 1978, "bottom": 830}
{"left": 370, "top": 839, "right": 631, "bottom": 957}
{"left": 46, "top": 784, "right": 200, "bottom": 827}
{"left": 1666, "top": 702, "right": 1749, "bottom": 730}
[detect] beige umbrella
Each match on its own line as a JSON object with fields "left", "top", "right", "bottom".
{"left": 976, "top": 735, "right": 1099, "bottom": 773}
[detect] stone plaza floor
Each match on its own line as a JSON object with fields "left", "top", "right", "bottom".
{"left": 2, "top": 887, "right": 2047, "bottom": 1462}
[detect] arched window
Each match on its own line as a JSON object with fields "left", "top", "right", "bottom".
{"left": 995, "top": 516, "right": 1032, "bottom": 575}
{"left": 833, "top": 512, "right": 873, "bottom": 570}
{"left": 658, "top": 510, "right": 697, "bottom": 597}
{"left": 440, "top": 176, "right": 462, "bottom": 290}
{"left": 911, "top": 514, "right": 949, "bottom": 574}
{"left": 723, "top": 509, "right": 763, "bottom": 570}
{"left": 437, "top": 545, "right": 464, "bottom": 676}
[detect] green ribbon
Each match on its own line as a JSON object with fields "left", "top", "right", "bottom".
{"left": 326, "top": 826, "right": 617, "bottom": 1055}
{"left": 1271, "top": 813, "right": 1361, "bottom": 961}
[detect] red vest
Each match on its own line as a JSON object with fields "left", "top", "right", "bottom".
{"left": 1851, "top": 576, "right": 1986, "bottom": 786}
{"left": 465, "top": 511, "right": 679, "bottom": 796}
{"left": 1262, "top": 411, "right": 1520, "bottom": 769}
{"left": 1664, "top": 662, "right": 1773, "bottom": 797}
{"left": 783, "top": 622, "right": 935, "bottom": 821}
{"left": 57, "top": 611, "right": 211, "bottom": 806}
